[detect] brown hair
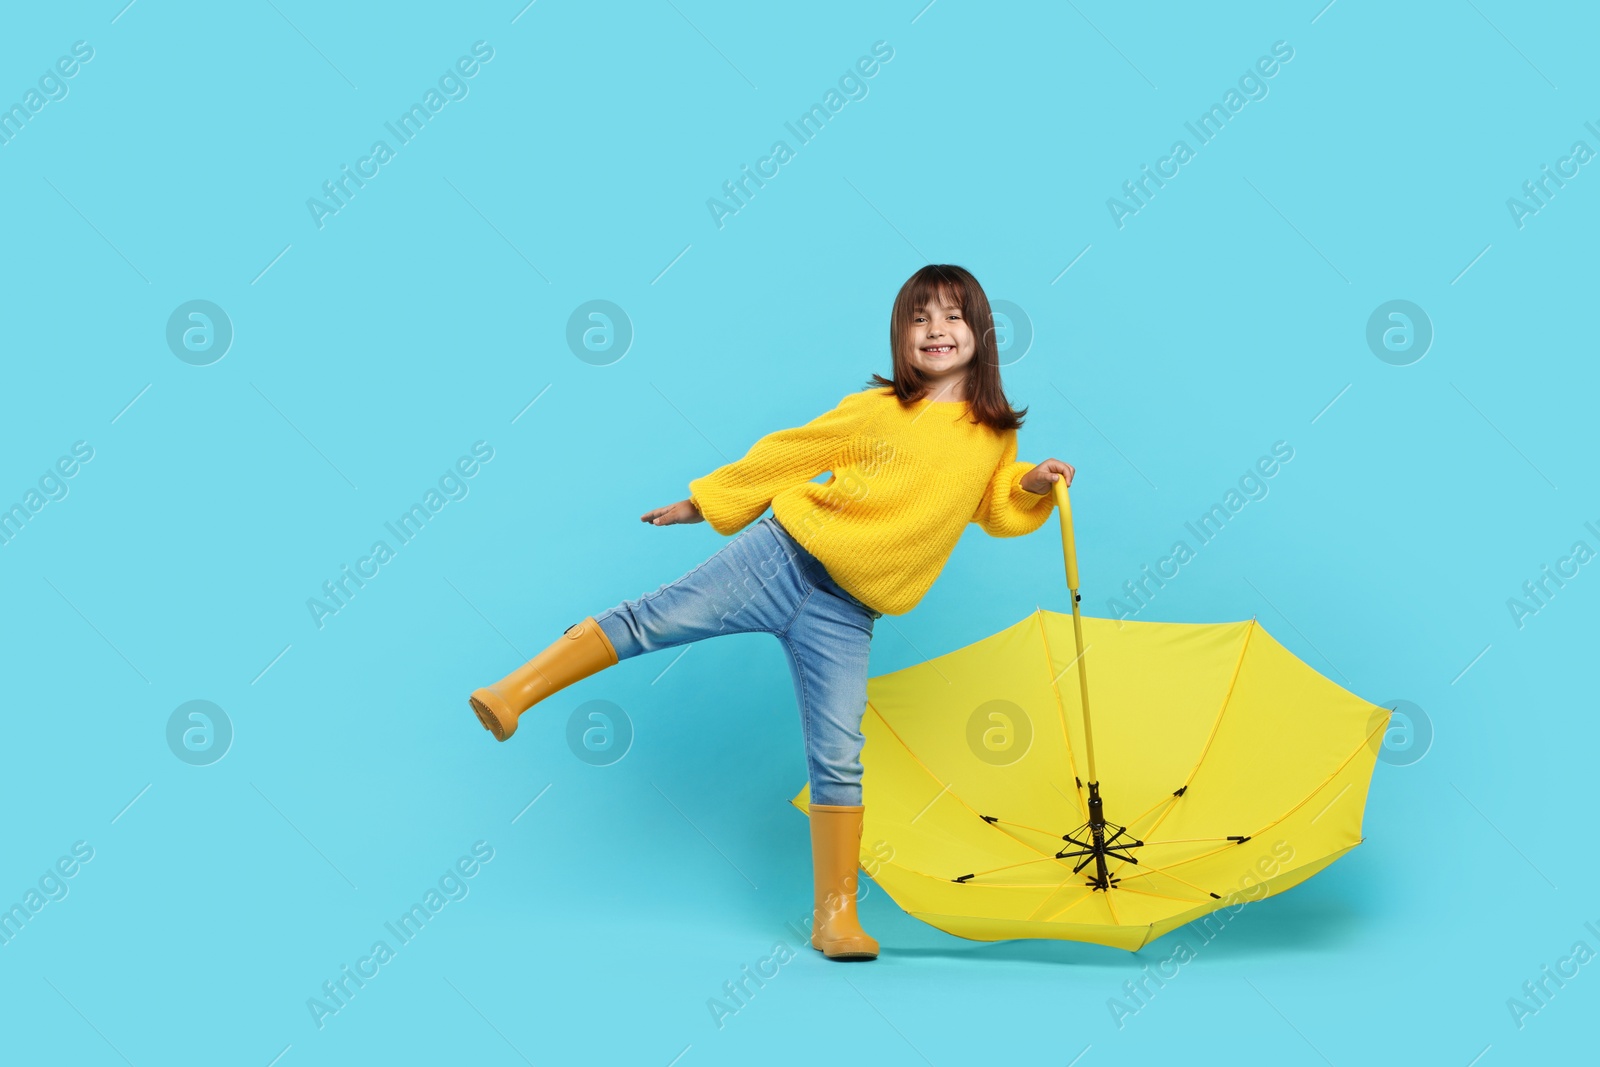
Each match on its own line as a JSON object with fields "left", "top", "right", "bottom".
{"left": 865, "top": 263, "right": 1026, "bottom": 433}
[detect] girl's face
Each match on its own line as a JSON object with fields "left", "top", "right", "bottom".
{"left": 907, "top": 290, "right": 976, "bottom": 391}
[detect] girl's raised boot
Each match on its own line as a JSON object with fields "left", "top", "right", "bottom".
{"left": 468, "top": 617, "right": 618, "bottom": 741}
{"left": 807, "top": 803, "right": 880, "bottom": 961}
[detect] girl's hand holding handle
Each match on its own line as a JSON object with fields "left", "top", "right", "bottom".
{"left": 1019, "top": 458, "right": 1076, "bottom": 496}
{"left": 640, "top": 498, "right": 705, "bottom": 526}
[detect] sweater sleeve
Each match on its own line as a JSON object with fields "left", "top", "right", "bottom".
{"left": 688, "top": 392, "right": 864, "bottom": 535}
{"left": 971, "top": 429, "right": 1056, "bottom": 537}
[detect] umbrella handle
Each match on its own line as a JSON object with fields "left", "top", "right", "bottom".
{"left": 1051, "top": 477, "right": 1080, "bottom": 593}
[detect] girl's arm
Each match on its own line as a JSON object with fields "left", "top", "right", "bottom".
{"left": 640, "top": 391, "right": 866, "bottom": 533}
{"left": 972, "top": 431, "right": 1073, "bottom": 537}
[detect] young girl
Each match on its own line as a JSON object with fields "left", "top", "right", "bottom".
{"left": 468, "top": 264, "right": 1075, "bottom": 961}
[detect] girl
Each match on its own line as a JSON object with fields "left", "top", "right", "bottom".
{"left": 468, "top": 264, "right": 1075, "bottom": 961}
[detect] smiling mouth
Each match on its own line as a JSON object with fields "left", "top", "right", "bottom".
{"left": 921, "top": 345, "right": 954, "bottom": 355}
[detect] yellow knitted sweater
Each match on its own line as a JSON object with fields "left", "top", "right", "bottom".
{"left": 687, "top": 386, "right": 1056, "bottom": 616}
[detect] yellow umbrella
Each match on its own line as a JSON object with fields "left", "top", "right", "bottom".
{"left": 792, "top": 481, "right": 1390, "bottom": 951}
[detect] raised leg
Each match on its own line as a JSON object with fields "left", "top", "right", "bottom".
{"left": 592, "top": 518, "right": 811, "bottom": 659}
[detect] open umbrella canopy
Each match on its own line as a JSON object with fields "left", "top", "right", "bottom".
{"left": 792, "top": 484, "right": 1389, "bottom": 951}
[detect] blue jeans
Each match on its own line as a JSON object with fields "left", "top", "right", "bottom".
{"left": 593, "top": 514, "right": 882, "bottom": 806}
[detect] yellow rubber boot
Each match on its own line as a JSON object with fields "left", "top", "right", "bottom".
{"left": 468, "top": 617, "right": 618, "bottom": 741}
{"left": 808, "top": 803, "right": 880, "bottom": 961}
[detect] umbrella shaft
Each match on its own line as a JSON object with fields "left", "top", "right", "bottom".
{"left": 1069, "top": 586, "right": 1098, "bottom": 782}
{"left": 1085, "top": 780, "right": 1113, "bottom": 889}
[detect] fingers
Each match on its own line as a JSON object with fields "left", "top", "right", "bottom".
{"left": 642, "top": 500, "right": 701, "bottom": 526}
{"left": 1037, "top": 459, "right": 1075, "bottom": 489}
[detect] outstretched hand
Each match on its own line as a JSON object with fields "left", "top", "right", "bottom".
{"left": 1019, "top": 458, "right": 1076, "bottom": 496}
{"left": 641, "top": 498, "right": 705, "bottom": 526}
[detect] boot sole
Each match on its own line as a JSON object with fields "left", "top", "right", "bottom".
{"left": 468, "top": 694, "right": 509, "bottom": 741}
{"left": 813, "top": 942, "right": 878, "bottom": 961}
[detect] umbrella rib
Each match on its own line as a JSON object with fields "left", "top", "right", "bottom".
{"left": 1239, "top": 721, "right": 1388, "bottom": 840}
{"left": 956, "top": 816, "right": 1176, "bottom": 885}
{"left": 882, "top": 857, "right": 1108, "bottom": 896}
{"left": 953, "top": 836, "right": 1138, "bottom": 884}
{"left": 939, "top": 867, "right": 1218, "bottom": 918}
{"left": 965, "top": 781, "right": 1215, "bottom": 890}
{"left": 1034, "top": 609, "right": 1088, "bottom": 820}
{"left": 1101, "top": 831, "right": 1257, "bottom": 890}
{"left": 1035, "top": 874, "right": 1133, "bottom": 922}
{"left": 1114, "top": 883, "right": 1215, "bottom": 907}
{"left": 1033, "top": 883, "right": 1104, "bottom": 922}
{"left": 982, "top": 818, "right": 1095, "bottom": 866}
{"left": 1113, "top": 858, "right": 1223, "bottom": 899}
{"left": 1139, "top": 619, "right": 1257, "bottom": 843}
{"left": 866, "top": 702, "right": 1063, "bottom": 864}
{"left": 941, "top": 855, "right": 1079, "bottom": 880}
{"left": 1100, "top": 882, "right": 1123, "bottom": 925}
{"left": 1120, "top": 792, "right": 1184, "bottom": 834}
{"left": 1093, "top": 836, "right": 1251, "bottom": 884}
{"left": 1113, "top": 842, "right": 1237, "bottom": 884}
{"left": 1121, "top": 719, "right": 1387, "bottom": 889}
{"left": 905, "top": 853, "right": 1214, "bottom": 906}
{"left": 988, "top": 814, "right": 1087, "bottom": 840}
{"left": 942, "top": 837, "right": 1149, "bottom": 886}
{"left": 945, "top": 881, "right": 1120, "bottom": 889}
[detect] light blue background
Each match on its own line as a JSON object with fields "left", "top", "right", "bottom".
{"left": 1, "top": 1, "right": 1594, "bottom": 1063}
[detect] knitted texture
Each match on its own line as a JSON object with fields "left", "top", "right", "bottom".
{"left": 688, "top": 386, "right": 1055, "bottom": 616}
